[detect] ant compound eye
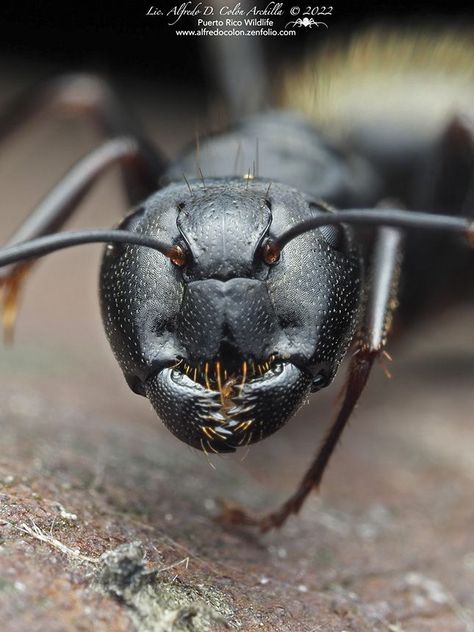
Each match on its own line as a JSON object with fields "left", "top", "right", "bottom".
{"left": 107, "top": 206, "right": 147, "bottom": 259}
{"left": 311, "top": 372, "right": 330, "bottom": 391}
{"left": 319, "top": 224, "right": 347, "bottom": 251}
{"left": 261, "top": 239, "right": 281, "bottom": 265}
{"left": 119, "top": 206, "right": 146, "bottom": 232}
{"left": 168, "top": 244, "right": 188, "bottom": 267}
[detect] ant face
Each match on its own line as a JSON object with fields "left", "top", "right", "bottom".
{"left": 100, "top": 179, "right": 361, "bottom": 452}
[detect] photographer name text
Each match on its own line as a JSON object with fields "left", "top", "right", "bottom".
{"left": 146, "top": 2, "right": 283, "bottom": 25}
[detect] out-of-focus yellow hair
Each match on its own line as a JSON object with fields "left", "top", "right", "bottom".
{"left": 281, "top": 27, "right": 474, "bottom": 143}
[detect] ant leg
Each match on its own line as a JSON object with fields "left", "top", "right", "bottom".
{"left": 0, "top": 136, "right": 159, "bottom": 342}
{"left": 204, "top": 1, "right": 269, "bottom": 119}
{"left": 0, "top": 73, "right": 165, "bottom": 205}
{"left": 0, "top": 74, "right": 166, "bottom": 341}
{"left": 218, "top": 227, "right": 403, "bottom": 531}
{"left": 416, "top": 114, "right": 474, "bottom": 216}
{"left": 403, "top": 113, "right": 474, "bottom": 320}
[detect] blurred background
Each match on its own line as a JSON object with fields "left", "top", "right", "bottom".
{"left": 0, "top": 2, "right": 474, "bottom": 631}
{"left": 0, "top": 1, "right": 471, "bottom": 97}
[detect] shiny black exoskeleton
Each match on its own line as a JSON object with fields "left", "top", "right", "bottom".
{"left": 1, "top": 27, "right": 472, "bottom": 530}
{"left": 100, "top": 112, "right": 373, "bottom": 453}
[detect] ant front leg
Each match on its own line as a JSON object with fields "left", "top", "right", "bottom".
{"left": 0, "top": 138, "right": 162, "bottom": 341}
{"left": 0, "top": 75, "right": 166, "bottom": 340}
{"left": 218, "top": 226, "right": 403, "bottom": 532}
{"left": 0, "top": 74, "right": 165, "bottom": 202}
